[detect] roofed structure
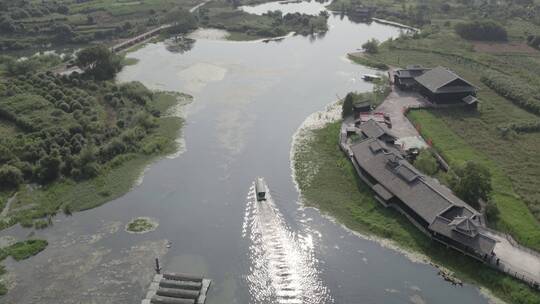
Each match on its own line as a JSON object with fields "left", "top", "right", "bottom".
{"left": 349, "top": 124, "right": 496, "bottom": 259}
{"left": 413, "top": 66, "right": 477, "bottom": 104}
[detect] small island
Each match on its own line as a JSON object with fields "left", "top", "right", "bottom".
{"left": 125, "top": 217, "right": 159, "bottom": 234}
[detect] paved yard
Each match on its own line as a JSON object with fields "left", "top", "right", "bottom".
{"left": 375, "top": 83, "right": 429, "bottom": 151}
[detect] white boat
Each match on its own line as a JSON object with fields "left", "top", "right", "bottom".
{"left": 362, "top": 74, "right": 382, "bottom": 81}
{"left": 255, "top": 177, "right": 266, "bottom": 201}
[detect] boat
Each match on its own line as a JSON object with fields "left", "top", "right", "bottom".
{"left": 255, "top": 177, "right": 266, "bottom": 201}
{"left": 362, "top": 74, "right": 382, "bottom": 81}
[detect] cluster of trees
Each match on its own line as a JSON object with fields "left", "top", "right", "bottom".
{"left": 0, "top": 0, "right": 70, "bottom": 35}
{"left": 76, "top": 46, "right": 122, "bottom": 81}
{"left": 454, "top": 20, "right": 508, "bottom": 41}
{"left": 259, "top": 10, "right": 329, "bottom": 36}
{"left": 341, "top": 92, "right": 373, "bottom": 118}
{"left": 362, "top": 38, "right": 379, "bottom": 54}
{"left": 165, "top": 8, "right": 199, "bottom": 34}
{"left": 481, "top": 71, "right": 540, "bottom": 115}
{"left": 0, "top": 71, "right": 161, "bottom": 190}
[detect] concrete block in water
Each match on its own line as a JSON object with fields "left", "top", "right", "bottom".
{"left": 159, "top": 279, "right": 202, "bottom": 290}
{"left": 163, "top": 272, "right": 203, "bottom": 282}
{"left": 150, "top": 295, "right": 195, "bottom": 304}
{"left": 156, "top": 287, "right": 199, "bottom": 299}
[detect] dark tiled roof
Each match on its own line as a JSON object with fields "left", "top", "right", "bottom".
{"left": 414, "top": 66, "right": 476, "bottom": 93}
{"left": 395, "top": 68, "right": 428, "bottom": 79}
{"left": 430, "top": 216, "right": 496, "bottom": 255}
{"left": 350, "top": 120, "right": 496, "bottom": 256}
{"left": 358, "top": 119, "right": 396, "bottom": 141}
{"left": 351, "top": 138, "right": 466, "bottom": 223}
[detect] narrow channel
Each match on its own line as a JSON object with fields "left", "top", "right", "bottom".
{"left": 0, "top": 1, "right": 495, "bottom": 303}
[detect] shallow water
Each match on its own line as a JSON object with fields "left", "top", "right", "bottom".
{"left": 1, "top": 2, "right": 495, "bottom": 303}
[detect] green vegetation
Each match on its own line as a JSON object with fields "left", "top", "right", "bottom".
{"left": 1, "top": 239, "right": 48, "bottom": 261}
{"left": 293, "top": 120, "right": 540, "bottom": 304}
{"left": 451, "top": 161, "right": 493, "bottom": 210}
{"left": 126, "top": 217, "right": 157, "bottom": 233}
{"left": 342, "top": 76, "right": 390, "bottom": 118}
{"left": 0, "top": 239, "right": 48, "bottom": 294}
{"left": 347, "top": 53, "right": 388, "bottom": 70}
{"left": 0, "top": 68, "right": 188, "bottom": 229}
{"left": 454, "top": 20, "right": 508, "bottom": 41}
{"left": 413, "top": 149, "right": 438, "bottom": 176}
{"left": 203, "top": 0, "right": 329, "bottom": 40}
{"left": 481, "top": 70, "right": 540, "bottom": 115}
{"left": 165, "top": 7, "right": 199, "bottom": 34}
{"left": 0, "top": 0, "right": 200, "bottom": 51}
{"left": 361, "top": 38, "right": 379, "bottom": 54}
{"left": 499, "top": 120, "right": 540, "bottom": 134}
{"left": 76, "top": 46, "right": 122, "bottom": 80}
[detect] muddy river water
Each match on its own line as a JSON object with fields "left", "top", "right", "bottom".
{"left": 1, "top": 1, "right": 496, "bottom": 303}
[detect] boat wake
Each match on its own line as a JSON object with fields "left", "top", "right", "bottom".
{"left": 242, "top": 183, "right": 332, "bottom": 304}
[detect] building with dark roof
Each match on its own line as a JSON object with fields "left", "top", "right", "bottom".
{"left": 414, "top": 66, "right": 477, "bottom": 104}
{"left": 393, "top": 65, "right": 430, "bottom": 89}
{"left": 348, "top": 125, "right": 496, "bottom": 260}
{"left": 393, "top": 66, "right": 479, "bottom": 108}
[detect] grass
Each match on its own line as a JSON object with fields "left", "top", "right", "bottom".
{"left": 0, "top": 239, "right": 48, "bottom": 296}
{"left": 293, "top": 120, "right": 540, "bottom": 304}
{"left": 126, "top": 217, "right": 156, "bottom": 233}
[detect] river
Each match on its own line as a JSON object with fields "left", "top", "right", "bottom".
{"left": 0, "top": 1, "right": 496, "bottom": 303}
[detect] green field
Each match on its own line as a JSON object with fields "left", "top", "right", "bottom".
{"left": 293, "top": 120, "right": 540, "bottom": 304}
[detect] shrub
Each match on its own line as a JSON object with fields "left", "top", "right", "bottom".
{"left": 362, "top": 38, "right": 379, "bottom": 54}
{"left": 454, "top": 20, "right": 507, "bottom": 41}
{"left": 453, "top": 161, "right": 492, "bottom": 209}
{"left": 481, "top": 71, "right": 540, "bottom": 115}
{"left": 0, "top": 165, "right": 23, "bottom": 189}
{"left": 414, "top": 149, "right": 438, "bottom": 176}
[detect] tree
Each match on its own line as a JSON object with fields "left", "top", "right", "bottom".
{"left": 0, "top": 165, "right": 23, "bottom": 189}
{"left": 53, "top": 23, "right": 75, "bottom": 43}
{"left": 164, "top": 8, "right": 198, "bottom": 34}
{"left": 453, "top": 161, "right": 492, "bottom": 208}
{"left": 76, "top": 46, "right": 121, "bottom": 80}
{"left": 414, "top": 149, "right": 438, "bottom": 176}
{"left": 342, "top": 92, "right": 355, "bottom": 118}
{"left": 37, "top": 151, "right": 61, "bottom": 183}
{"left": 362, "top": 38, "right": 379, "bottom": 54}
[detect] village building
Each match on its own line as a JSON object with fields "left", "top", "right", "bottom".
{"left": 348, "top": 120, "right": 496, "bottom": 261}
{"left": 393, "top": 65, "right": 429, "bottom": 89}
{"left": 393, "top": 66, "right": 479, "bottom": 108}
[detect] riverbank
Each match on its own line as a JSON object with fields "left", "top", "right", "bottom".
{"left": 291, "top": 102, "right": 540, "bottom": 304}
